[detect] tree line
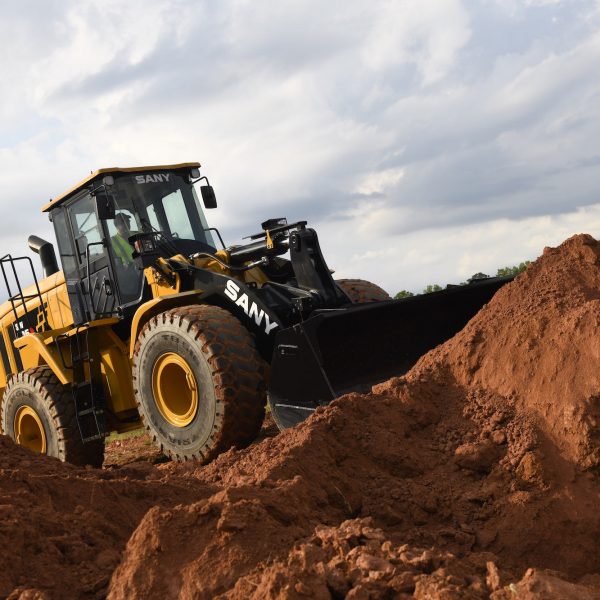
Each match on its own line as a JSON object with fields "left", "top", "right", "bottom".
{"left": 394, "top": 261, "right": 531, "bottom": 299}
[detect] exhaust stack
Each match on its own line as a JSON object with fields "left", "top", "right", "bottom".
{"left": 28, "top": 235, "right": 59, "bottom": 278}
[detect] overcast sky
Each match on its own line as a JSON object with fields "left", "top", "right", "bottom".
{"left": 1, "top": 0, "right": 599, "bottom": 294}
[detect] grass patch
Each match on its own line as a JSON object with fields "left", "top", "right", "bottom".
{"left": 105, "top": 428, "right": 146, "bottom": 444}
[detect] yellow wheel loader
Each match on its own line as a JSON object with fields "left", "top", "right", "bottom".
{"left": 0, "top": 162, "right": 511, "bottom": 466}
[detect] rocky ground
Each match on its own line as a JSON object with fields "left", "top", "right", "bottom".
{"left": 2, "top": 234, "right": 600, "bottom": 599}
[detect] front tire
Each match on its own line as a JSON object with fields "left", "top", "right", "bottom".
{"left": 1, "top": 367, "right": 105, "bottom": 467}
{"left": 132, "top": 305, "right": 266, "bottom": 462}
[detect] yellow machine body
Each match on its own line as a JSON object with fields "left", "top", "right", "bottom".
{"left": 0, "top": 272, "right": 141, "bottom": 431}
{"left": 0, "top": 230, "right": 269, "bottom": 435}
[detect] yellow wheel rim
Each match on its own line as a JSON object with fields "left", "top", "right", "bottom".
{"left": 14, "top": 406, "right": 47, "bottom": 454}
{"left": 152, "top": 353, "right": 199, "bottom": 427}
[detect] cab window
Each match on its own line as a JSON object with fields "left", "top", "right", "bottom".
{"left": 52, "top": 210, "right": 78, "bottom": 279}
{"left": 67, "top": 196, "right": 105, "bottom": 263}
{"left": 163, "top": 191, "right": 195, "bottom": 240}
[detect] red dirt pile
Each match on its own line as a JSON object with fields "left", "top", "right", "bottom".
{"left": 106, "top": 234, "right": 600, "bottom": 599}
{"left": 0, "top": 437, "right": 212, "bottom": 599}
{"left": 423, "top": 232, "right": 600, "bottom": 471}
{"left": 2, "top": 233, "right": 600, "bottom": 599}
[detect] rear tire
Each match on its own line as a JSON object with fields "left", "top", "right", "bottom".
{"left": 132, "top": 305, "right": 266, "bottom": 462}
{"left": 1, "top": 367, "right": 105, "bottom": 467}
{"left": 336, "top": 278, "right": 391, "bottom": 303}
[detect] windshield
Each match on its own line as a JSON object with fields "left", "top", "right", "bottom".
{"left": 104, "top": 171, "right": 216, "bottom": 305}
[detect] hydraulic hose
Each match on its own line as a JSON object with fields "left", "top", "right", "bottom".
{"left": 186, "top": 253, "right": 269, "bottom": 272}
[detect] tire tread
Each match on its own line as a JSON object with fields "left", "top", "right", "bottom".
{"left": 1, "top": 366, "right": 104, "bottom": 467}
{"left": 132, "top": 304, "right": 266, "bottom": 463}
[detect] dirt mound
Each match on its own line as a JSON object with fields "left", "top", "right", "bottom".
{"left": 107, "top": 234, "right": 600, "bottom": 599}
{"left": 0, "top": 436, "right": 209, "bottom": 599}
{"left": 109, "top": 384, "right": 600, "bottom": 598}
{"left": 3, "top": 234, "right": 600, "bottom": 599}
{"left": 418, "top": 233, "right": 600, "bottom": 470}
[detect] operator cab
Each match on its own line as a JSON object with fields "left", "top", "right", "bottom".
{"left": 43, "top": 163, "right": 217, "bottom": 325}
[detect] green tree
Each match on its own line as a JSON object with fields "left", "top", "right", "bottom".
{"left": 394, "top": 290, "right": 415, "bottom": 299}
{"left": 496, "top": 261, "right": 531, "bottom": 277}
{"left": 422, "top": 284, "right": 443, "bottom": 294}
{"left": 393, "top": 260, "right": 531, "bottom": 298}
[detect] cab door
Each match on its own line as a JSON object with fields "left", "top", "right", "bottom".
{"left": 53, "top": 193, "right": 119, "bottom": 325}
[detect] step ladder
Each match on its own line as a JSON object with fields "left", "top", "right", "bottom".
{"left": 70, "top": 329, "right": 107, "bottom": 443}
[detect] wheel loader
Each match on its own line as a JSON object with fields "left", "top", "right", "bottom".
{"left": 0, "top": 162, "right": 511, "bottom": 466}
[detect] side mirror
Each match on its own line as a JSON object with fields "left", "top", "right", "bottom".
{"left": 201, "top": 185, "right": 217, "bottom": 209}
{"left": 93, "top": 189, "right": 116, "bottom": 220}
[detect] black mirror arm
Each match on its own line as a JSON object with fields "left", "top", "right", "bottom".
{"left": 204, "top": 227, "right": 225, "bottom": 249}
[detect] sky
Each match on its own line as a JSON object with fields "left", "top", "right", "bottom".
{"left": 1, "top": 0, "right": 600, "bottom": 295}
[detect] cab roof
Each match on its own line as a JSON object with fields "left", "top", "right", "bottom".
{"left": 41, "top": 162, "right": 201, "bottom": 213}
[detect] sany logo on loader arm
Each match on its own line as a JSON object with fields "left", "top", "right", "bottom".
{"left": 224, "top": 280, "right": 279, "bottom": 335}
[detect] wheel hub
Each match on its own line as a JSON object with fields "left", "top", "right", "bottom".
{"left": 14, "top": 405, "right": 47, "bottom": 454}
{"left": 152, "top": 352, "right": 199, "bottom": 427}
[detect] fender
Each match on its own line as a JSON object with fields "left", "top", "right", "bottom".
{"left": 129, "top": 279, "right": 284, "bottom": 360}
{"left": 129, "top": 291, "right": 203, "bottom": 357}
{"left": 13, "top": 332, "right": 72, "bottom": 385}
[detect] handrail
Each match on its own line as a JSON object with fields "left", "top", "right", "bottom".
{"left": 0, "top": 254, "right": 49, "bottom": 335}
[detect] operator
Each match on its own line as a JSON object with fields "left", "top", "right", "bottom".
{"left": 111, "top": 213, "right": 135, "bottom": 267}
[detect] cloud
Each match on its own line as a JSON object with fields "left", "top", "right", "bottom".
{"left": 361, "top": 0, "right": 471, "bottom": 84}
{"left": 320, "top": 203, "right": 600, "bottom": 294}
{"left": 0, "top": 0, "right": 599, "bottom": 295}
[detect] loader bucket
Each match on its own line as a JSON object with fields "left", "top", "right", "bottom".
{"left": 268, "top": 276, "right": 512, "bottom": 429}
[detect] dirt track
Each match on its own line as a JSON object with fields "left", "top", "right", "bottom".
{"left": 2, "top": 234, "right": 600, "bottom": 599}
